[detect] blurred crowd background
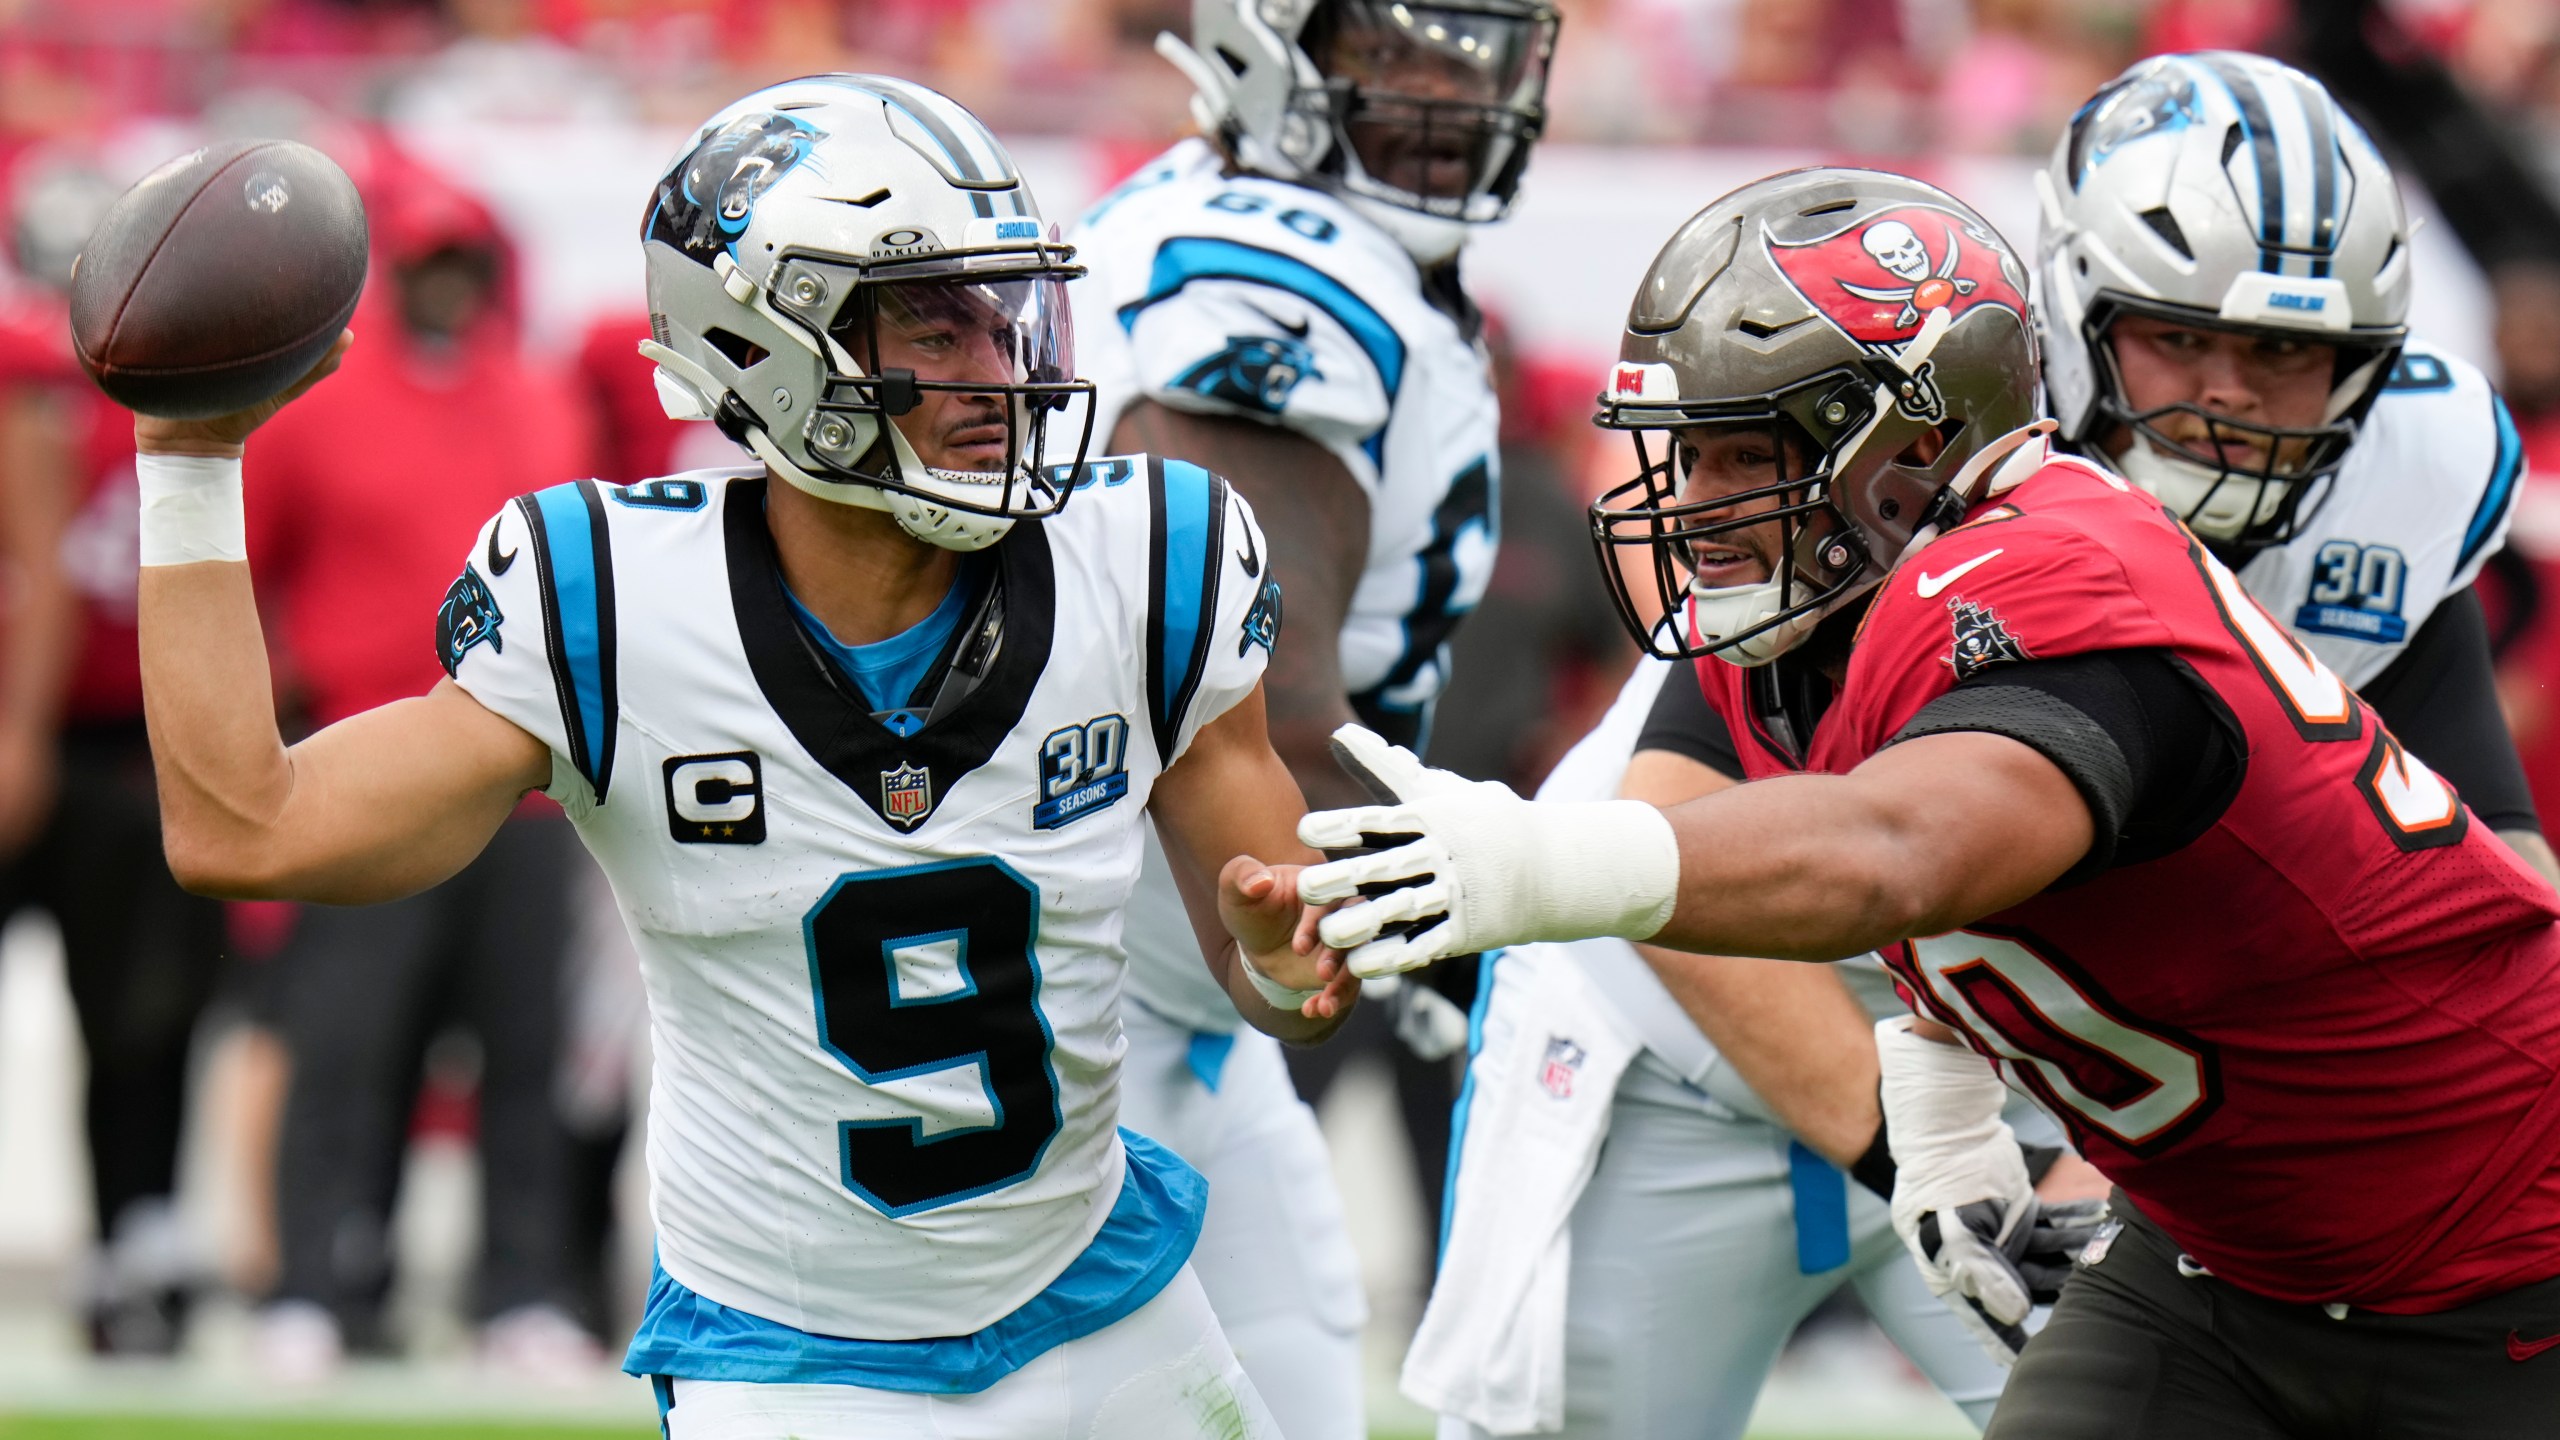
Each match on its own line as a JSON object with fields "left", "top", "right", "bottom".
{"left": 8, "top": 0, "right": 2560, "bottom": 1425}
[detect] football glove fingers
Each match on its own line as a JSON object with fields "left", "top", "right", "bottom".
{"left": 1318, "top": 875, "right": 1456, "bottom": 953}
{"left": 1344, "top": 921, "right": 1463, "bottom": 979}
{"left": 1297, "top": 833, "right": 1441, "bottom": 906}
{"left": 1327, "top": 723, "right": 1474, "bottom": 803}
{"left": 1298, "top": 727, "right": 1680, "bottom": 969}
{"left": 1914, "top": 1198, "right": 2034, "bottom": 1362}
{"left": 2017, "top": 1195, "right": 2110, "bottom": 1304}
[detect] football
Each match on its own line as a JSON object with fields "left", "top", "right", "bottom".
{"left": 68, "top": 139, "right": 367, "bottom": 420}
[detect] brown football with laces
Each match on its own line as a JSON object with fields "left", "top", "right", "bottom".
{"left": 68, "top": 139, "right": 367, "bottom": 420}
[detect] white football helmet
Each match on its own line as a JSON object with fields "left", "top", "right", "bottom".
{"left": 641, "top": 75, "right": 1093, "bottom": 552}
{"left": 1160, "top": 0, "right": 1559, "bottom": 265}
{"left": 2036, "top": 51, "right": 2409, "bottom": 552}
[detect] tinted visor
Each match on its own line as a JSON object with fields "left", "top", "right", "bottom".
{"left": 836, "top": 275, "right": 1076, "bottom": 413}
{"left": 1304, "top": 0, "right": 1558, "bottom": 220}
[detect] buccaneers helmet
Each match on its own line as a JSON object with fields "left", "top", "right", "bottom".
{"left": 1592, "top": 168, "right": 2042, "bottom": 665}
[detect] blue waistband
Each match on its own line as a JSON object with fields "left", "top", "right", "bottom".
{"left": 622, "top": 1129, "right": 1205, "bottom": 1394}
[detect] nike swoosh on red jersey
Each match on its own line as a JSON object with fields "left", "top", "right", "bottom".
{"left": 1915, "top": 548, "right": 2002, "bottom": 599}
{"left": 2507, "top": 1329, "right": 2560, "bottom": 1362}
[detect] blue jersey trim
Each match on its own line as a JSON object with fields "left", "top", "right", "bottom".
{"left": 1786, "top": 1140, "right": 1852, "bottom": 1274}
{"left": 783, "top": 559, "right": 974, "bottom": 713}
{"left": 1439, "top": 949, "right": 1502, "bottom": 1265}
{"left": 2458, "top": 393, "right": 2525, "bottom": 576}
{"left": 623, "top": 1130, "right": 1205, "bottom": 1394}
{"left": 1118, "top": 236, "right": 1405, "bottom": 464}
{"left": 519, "top": 482, "right": 618, "bottom": 799}
{"left": 1186, "top": 1030, "right": 1235, "bottom": 1092}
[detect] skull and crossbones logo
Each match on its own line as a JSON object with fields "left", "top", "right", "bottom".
{"left": 1843, "top": 219, "right": 1978, "bottom": 329}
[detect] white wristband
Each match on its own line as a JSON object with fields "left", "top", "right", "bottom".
{"left": 1236, "top": 945, "right": 1321, "bottom": 1010}
{"left": 135, "top": 453, "right": 246, "bottom": 566}
{"left": 1517, "top": 798, "right": 1682, "bottom": 944}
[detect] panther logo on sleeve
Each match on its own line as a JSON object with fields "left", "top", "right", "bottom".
{"left": 436, "top": 565, "right": 504, "bottom": 677}
{"left": 1172, "top": 334, "right": 1321, "bottom": 414}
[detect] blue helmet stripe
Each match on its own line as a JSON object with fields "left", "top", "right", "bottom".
{"left": 2194, "top": 54, "right": 2286, "bottom": 274}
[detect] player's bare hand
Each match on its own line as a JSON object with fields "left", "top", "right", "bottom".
{"left": 1220, "top": 855, "right": 1359, "bottom": 1020}
{"left": 133, "top": 330, "right": 352, "bottom": 457}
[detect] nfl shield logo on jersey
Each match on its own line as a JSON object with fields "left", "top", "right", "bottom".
{"left": 880, "top": 761, "right": 936, "bottom": 830}
{"left": 1540, "top": 1036, "right": 1587, "bottom": 1099}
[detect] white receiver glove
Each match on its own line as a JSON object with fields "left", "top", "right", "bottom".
{"left": 1878, "top": 1014, "right": 2106, "bottom": 1366}
{"left": 1296, "top": 725, "right": 1680, "bottom": 978}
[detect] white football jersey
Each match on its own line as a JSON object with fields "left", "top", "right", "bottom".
{"left": 2238, "top": 342, "right": 2523, "bottom": 688}
{"left": 1074, "top": 139, "right": 1500, "bottom": 1031}
{"left": 440, "top": 455, "right": 1274, "bottom": 1346}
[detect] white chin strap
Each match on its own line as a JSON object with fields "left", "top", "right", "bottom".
{"left": 743, "top": 426, "right": 1017, "bottom": 553}
{"left": 2114, "top": 438, "right": 2284, "bottom": 542}
{"left": 1344, "top": 193, "right": 1472, "bottom": 267}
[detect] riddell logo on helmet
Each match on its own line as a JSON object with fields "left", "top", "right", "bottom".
{"left": 1765, "top": 205, "right": 2026, "bottom": 346}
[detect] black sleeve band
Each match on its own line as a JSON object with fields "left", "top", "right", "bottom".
{"left": 1636, "top": 661, "right": 1743, "bottom": 778}
{"left": 1850, "top": 1114, "right": 1898, "bottom": 1201}
{"left": 2359, "top": 587, "right": 2542, "bottom": 836}
{"left": 1890, "top": 649, "right": 2245, "bottom": 883}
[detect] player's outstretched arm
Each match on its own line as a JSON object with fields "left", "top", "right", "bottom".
{"left": 1301, "top": 725, "right": 2094, "bottom": 975}
{"left": 1112, "top": 403, "right": 1375, "bottom": 810}
{"left": 1150, "top": 683, "right": 1358, "bottom": 1044}
{"left": 133, "top": 335, "right": 552, "bottom": 904}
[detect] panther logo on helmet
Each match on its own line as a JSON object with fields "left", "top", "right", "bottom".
{"left": 647, "top": 112, "right": 820, "bottom": 264}
{"left": 1766, "top": 205, "right": 2026, "bottom": 344}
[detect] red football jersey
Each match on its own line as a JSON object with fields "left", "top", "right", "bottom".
{"left": 1690, "top": 448, "right": 2560, "bottom": 1312}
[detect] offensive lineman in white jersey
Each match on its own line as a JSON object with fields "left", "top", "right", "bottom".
{"left": 125, "top": 77, "right": 1359, "bottom": 1439}
{"left": 1070, "top": 5, "right": 1557, "bottom": 1435}
{"left": 1411, "top": 52, "right": 2549, "bottom": 1440}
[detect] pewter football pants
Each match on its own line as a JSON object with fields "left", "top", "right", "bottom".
{"left": 1988, "top": 1194, "right": 2560, "bottom": 1439}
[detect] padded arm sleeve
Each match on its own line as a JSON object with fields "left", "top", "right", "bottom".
{"left": 2360, "top": 586, "right": 2541, "bottom": 835}
{"left": 1889, "top": 649, "right": 2244, "bottom": 882}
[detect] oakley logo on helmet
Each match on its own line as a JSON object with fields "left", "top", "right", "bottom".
{"left": 1767, "top": 205, "right": 2026, "bottom": 344}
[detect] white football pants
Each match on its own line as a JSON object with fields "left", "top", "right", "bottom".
{"left": 1117, "top": 1000, "right": 1368, "bottom": 1440}
{"left": 664, "top": 1264, "right": 1280, "bottom": 1439}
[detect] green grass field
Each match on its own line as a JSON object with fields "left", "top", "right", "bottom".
{"left": 0, "top": 1423, "right": 653, "bottom": 1440}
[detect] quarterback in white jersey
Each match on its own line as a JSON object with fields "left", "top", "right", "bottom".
{"left": 1068, "top": 4, "right": 1558, "bottom": 1436}
{"left": 127, "top": 76, "right": 1356, "bottom": 1440}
